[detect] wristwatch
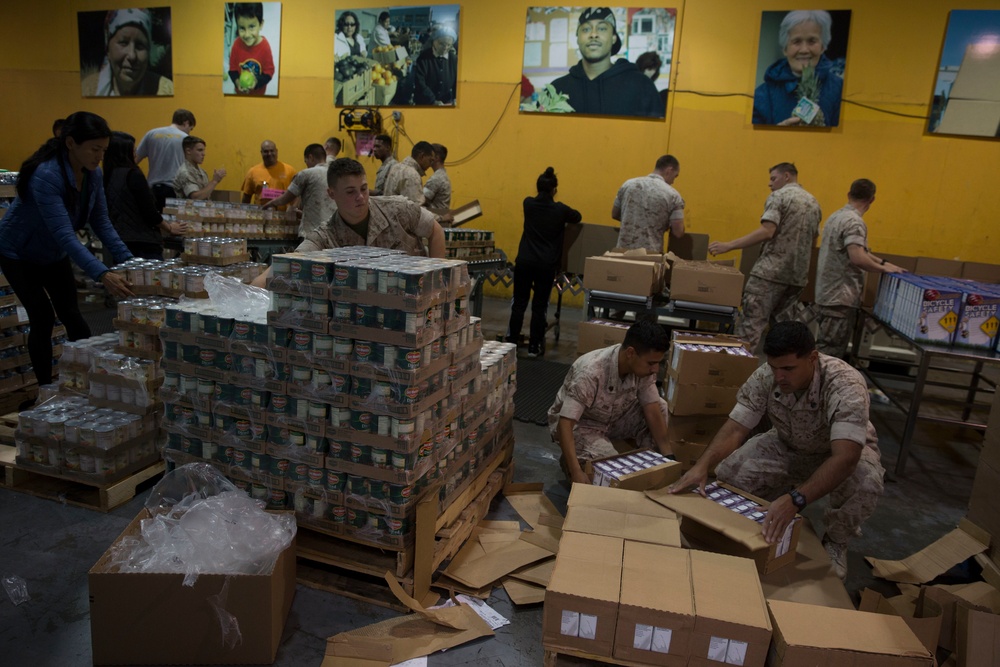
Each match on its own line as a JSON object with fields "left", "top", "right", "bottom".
{"left": 788, "top": 488, "right": 807, "bottom": 511}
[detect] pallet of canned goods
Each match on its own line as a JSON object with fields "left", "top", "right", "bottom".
{"left": 162, "top": 198, "right": 299, "bottom": 239}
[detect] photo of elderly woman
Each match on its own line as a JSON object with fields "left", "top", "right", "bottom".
{"left": 334, "top": 5, "right": 460, "bottom": 108}
{"left": 79, "top": 7, "right": 173, "bottom": 97}
{"left": 752, "top": 10, "right": 851, "bottom": 127}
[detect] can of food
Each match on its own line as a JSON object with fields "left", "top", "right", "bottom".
{"left": 397, "top": 268, "right": 424, "bottom": 296}
{"left": 390, "top": 451, "right": 408, "bottom": 470}
{"left": 288, "top": 429, "right": 306, "bottom": 447}
{"left": 333, "top": 337, "right": 353, "bottom": 359}
{"left": 392, "top": 418, "right": 416, "bottom": 438}
{"left": 270, "top": 394, "right": 290, "bottom": 414}
{"left": 234, "top": 419, "right": 252, "bottom": 439}
{"left": 147, "top": 305, "right": 165, "bottom": 327}
{"left": 166, "top": 430, "right": 183, "bottom": 451}
{"left": 418, "top": 439, "right": 434, "bottom": 459}
{"left": 329, "top": 407, "right": 350, "bottom": 429}
{"left": 251, "top": 483, "right": 268, "bottom": 501}
{"left": 250, "top": 423, "right": 267, "bottom": 441}
{"left": 313, "top": 334, "right": 334, "bottom": 357}
{"left": 180, "top": 344, "right": 199, "bottom": 364}
{"left": 231, "top": 320, "right": 253, "bottom": 342}
{"left": 376, "top": 415, "right": 391, "bottom": 436}
{"left": 290, "top": 330, "right": 312, "bottom": 351}
{"left": 308, "top": 401, "right": 327, "bottom": 420}
{"left": 310, "top": 299, "right": 330, "bottom": 318}
{"left": 307, "top": 466, "right": 325, "bottom": 488}
{"left": 370, "top": 447, "right": 389, "bottom": 468}
{"left": 385, "top": 517, "right": 410, "bottom": 536}
{"left": 346, "top": 474, "right": 367, "bottom": 496}
{"left": 162, "top": 340, "right": 179, "bottom": 361}
{"left": 365, "top": 513, "right": 384, "bottom": 532}
{"left": 354, "top": 304, "right": 376, "bottom": 327}
{"left": 402, "top": 311, "right": 418, "bottom": 335}
{"left": 349, "top": 443, "right": 369, "bottom": 464}
{"left": 251, "top": 389, "right": 270, "bottom": 409}
{"left": 312, "top": 368, "right": 331, "bottom": 388}
{"left": 330, "top": 505, "right": 347, "bottom": 523}
{"left": 267, "top": 489, "right": 287, "bottom": 509}
{"left": 388, "top": 482, "right": 414, "bottom": 504}
{"left": 328, "top": 440, "right": 347, "bottom": 459}
{"left": 369, "top": 479, "right": 389, "bottom": 500}
{"left": 201, "top": 440, "right": 217, "bottom": 460}
{"left": 331, "top": 373, "right": 349, "bottom": 397}
{"left": 305, "top": 434, "right": 325, "bottom": 452}
{"left": 250, "top": 451, "right": 269, "bottom": 471}
{"left": 268, "top": 425, "right": 288, "bottom": 446}
{"left": 325, "top": 469, "right": 346, "bottom": 491}
{"left": 397, "top": 348, "right": 422, "bottom": 371}
{"left": 347, "top": 507, "right": 367, "bottom": 529}
{"left": 213, "top": 382, "right": 235, "bottom": 403}
{"left": 332, "top": 263, "right": 351, "bottom": 287}
{"left": 291, "top": 365, "right": 312, "bottom": 383}
{"left": 351, "top": 377, "right": 372, "bottom": 399}
{"left": 217, "top": 317, "right": 234, "bottom": 338}
{"left": 290, "top": 462, "right": 310, "bottom": 482}
{"left": 355, "top": 265, "right": 377, "bottom": 292}
{"left": 232, "top": 448, "right": 251, "bottom": 469}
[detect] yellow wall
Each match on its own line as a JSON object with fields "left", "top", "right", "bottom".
{"left": 2, "top": 0, "right": 999, "bottom": 281}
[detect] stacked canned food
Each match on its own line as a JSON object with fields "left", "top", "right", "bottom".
{"left": 182, "top": 237, "right": 248, "bottom": 259}
{"left": 442, "top": 228, "right": 496, "bottom": 260}
{"left": 162, "top": 198, "right": 299, "bottom": 239}
{"left": 14, "top": 395, "right": 160, "bottom": 480}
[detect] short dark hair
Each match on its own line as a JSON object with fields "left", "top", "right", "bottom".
{"left": 234, "top": 3, "right": 263, "bottom": 23}
{"left": 770, "top": 162, "right": 798, "bottom": 177}
{"left": 304, "top": 143, "right": 326, "bottom": 161}
{"left": 623, "top": 319, "right": 669, "bottom": 355}
{"left": 412, "top": 141, "right": 434, "bottom": 159}
{"left": 182, "top": 135, "right": 205, "bottom": 152}
{"left": 655, "top": 154, "right": 679, "bottom": 172}
{"left": 378, "top": 11, "right": 390, "bottom": 23}
{"left": 635, "top": 51, "right": 662, "bottom": 78}
{"left": 848, "top": 178, "right": 876, "bottom": 201}
{"left": 763, "top": 321, "right": 815, "bottom": 358}
{"left": 431, "top": 143, "right": 447, "bottom": 163}
{"left": 327, "top": 157, "right": 367, "bottom": 188}
{"left": 374, "top": 133, "right": 392, "bottom": 146}
{"left": 325, "top": 137, "right": 342, "bottom": 153}
{"left": 536, "top": 166, "right": 557, "bottom": 194}
{"left": 172, "top": 109, "right": 196, "bottom": 127}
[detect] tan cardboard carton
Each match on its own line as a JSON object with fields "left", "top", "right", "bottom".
{"left": 669, "top": 331, "right": 759, "bottom": 387}
{"left": 666, "top": 414, "right": 728, "bottom": 445}
{"left": 583, "top": 252, "right": 665, "bottom": 297}
{"left": 585, "top": 449, "right": 683, "bottom": 491}
{"left": 542, "top": 532, "right": 624, "bottom": 657}
{"left": 767, "top": 599, "right": 934, "bottom": 667}
{"left": 915, "top": 256, "right": 964, "bottom": 278}
{"left": 564, "top": 483, "right": 682, "bottom": 547}
{"left": 667, "top": 254, "right": 745, "bottom": 307}
{"left": 689, "top": 549, "right": 772, "bottom": 667}
{"left": 859, "top": 588, "right": 943, "bottom": 656}
{"left": 668, "top": 439, "right": 714, "bottom": 474}
{"left": 647, "top": 481, "right": 802, "bottom": 575}
{"left": 956, "top": 603, "right": 1000, "bottom": 667}
{"left": 566, "top": 223, "right": 619, "bottom": 274}
{"left": 577, "top": 319, "right": 629, "bottom": 355}
{"left": 615, "top": 542, "right": 695, "bottom": 666}
{"left": 666, "top": 367, "right": 740, "bottom": 416}
{"left": 89, "top": 508, "right": 296, "bottom": 665}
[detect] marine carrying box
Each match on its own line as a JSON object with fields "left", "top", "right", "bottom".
{"left": 89, "top": 508, "right": 296, "bottom": 665}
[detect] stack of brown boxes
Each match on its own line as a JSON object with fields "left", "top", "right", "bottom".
{"left": 665, "top": 331, "right": 758, "bottom": 471}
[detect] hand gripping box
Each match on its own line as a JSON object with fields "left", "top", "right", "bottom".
{"left": 89, "top": 508, "right": 296, "bottom": 665}
{"left": 646, "top": 481, "right": 802, "bottom": 575}
{"left": 766, "top": 599, "right": 934, "bottom": 667}
{"left": 543, "top": 532, "right": 624, "bottom": 657}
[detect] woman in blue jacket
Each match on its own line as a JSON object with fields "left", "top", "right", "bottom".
{"left": 0, "top": 111, "right": 134, "bottom": 386}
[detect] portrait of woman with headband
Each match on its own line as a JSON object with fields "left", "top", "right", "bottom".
{"left": 80, "top": 8, "right": 174, "bottom": 97}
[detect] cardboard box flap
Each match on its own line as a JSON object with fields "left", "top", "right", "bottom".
{"left": 768, "top": 599, "right": 933, "bottom": 658}
{"left": 955, "top": 603, "right": 1000, "bottom": 667}
{"left": 567, "top": 483, "right": 678, "bottom": 519}
{"left": 859, "top": 588, "right": 943, "bottom": 656}
{"left": 443, "top": 539, "right": 552, "bottom": 589}
{"left": 502, "top": 483, "right": 563, "bottom": 529}
{"left": 865, "top": 521, "right": 990, "bottom": 584}
{"left": 563, "top": 505, "right": 681, "bottom": 546}
{"left": 646, "top": 488, "right": 770, "bottom": 551}
{"left": 621, "top": 541, "right": 694, "bottom": 617}
{"left": 609, "top": 248, "right": 668, "bottom": 262}
{"left": 547, "top": 533, "right": 624, "bottom": 603}
{"left": 690, "top": 549, "right": 771, "bottom": 630}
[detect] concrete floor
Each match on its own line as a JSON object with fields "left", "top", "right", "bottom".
{"left": 0, "top": 296, "right": 984, "bottom": 666}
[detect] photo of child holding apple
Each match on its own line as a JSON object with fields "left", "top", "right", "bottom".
{"left": 224, "top": 2, "right": 281, "bottom": 96}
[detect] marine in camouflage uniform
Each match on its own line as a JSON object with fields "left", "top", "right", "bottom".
{"left": 298, "top": 196, "right": 438, "bottom": 257}
{"left": 547, "top": 342, "right": 669, "bottom": 462}
{"left": 716, "top": 353, "right": 884, "bottom": 546}
{"left": 613, "top": 171, "right": 685, "bottom": 253}
{"left": 384, "top": 156, "right": 427, "bottom": 205}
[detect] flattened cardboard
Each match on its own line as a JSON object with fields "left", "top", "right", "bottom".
{"left": 767, "top": 599, "right": 934, "bottom": 667}
{"left": 646, "top": 483, "right": 802, "bottom": 575}
{"left": 543, "top": 532, "right": 624, "bottom": 657}
{"left": 88, "top": 509, "right": 296, "bottom": 666}
{"left": 866, "top": 520, "right": 990, "bottom": 584}
{"left": 508, "top": 558, "right": 555, "bottom": 587}
{"left": 323, "top": 574, "right": 493, "bottom": 666}
{"left": 859, "top": 588, "right": 943, "bottom": 656}
{"left": 921, "top": 581, "right": 1000, "bottom": 652}
{"left": 956, "top": 603, "right": 1000, "bottom": 667}
{"left": 689, "top": 549, "right": 772, "bottom": 667}
{"left": 503, "top": 578, "right": 546, "bottom": 605}
{"left": 567, "top": 483, "right": 678, "bottom": 519}
{"left": 519, "top": 522, "right": 563, "bottom": 554}
{"left": 443, "top": 538, "right": 552, "bottom": 589}
{"left": 503, "top": 483, "right": 563, "bottom": 529}
{"left": 615, "top": 543, "right": 695, "bottom": 666}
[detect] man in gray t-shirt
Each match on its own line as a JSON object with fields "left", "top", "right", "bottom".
{"left": 263, "top": 144, "right": 337, "bottom": 238}
{"left": 136, "top": 109, "right": 196, "bottom": 211}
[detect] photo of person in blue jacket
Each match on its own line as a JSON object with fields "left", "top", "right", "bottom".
{"left": 752, "top": 10, "right": 850, "bottom": 127}
{"left": 0, "top": 111, "right": 134, "bottom": 386}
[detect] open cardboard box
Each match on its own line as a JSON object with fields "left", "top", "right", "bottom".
{"left": 767, "top": 599, "right": 934, "bottom": 667}
{"left": 88, "top": 508, "right": 296, "bottom": 665}
{"left": 584, "top": 448, "right": 683, "bottom": 491}
{"left": 647, "top": 481, "right": 802, "bottom": 575}
{"left": 666, "top": 252, "right": 744, "bottom": 307}
{"left": 563, "top": 483, "right": 681, "bottom": 547}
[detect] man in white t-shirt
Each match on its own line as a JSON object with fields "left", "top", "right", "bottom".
{"left": 136, "top": 109, "right": 196, "bottom": 211}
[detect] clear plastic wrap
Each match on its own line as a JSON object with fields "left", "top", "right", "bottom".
{"left": 204, "top": 272, "right": 271, "bottom": 321}
{"left": 98, "top": 463, "right": 297, "bottom": 586}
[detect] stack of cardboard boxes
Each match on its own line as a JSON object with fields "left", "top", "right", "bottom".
{"left": 664, "top": 331, "right": 758, "bottom": 471}
{"left": 159, "top": 247, "right": 517, "bottom": 552}
{"left": 0, "top": 271, "right": 66, "bottom": 396}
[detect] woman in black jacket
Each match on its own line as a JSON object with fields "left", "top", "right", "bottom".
{"left": 102, "top": 131, "right": 185, "bottom": 259}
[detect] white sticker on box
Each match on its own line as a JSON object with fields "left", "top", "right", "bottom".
{"left": 579, "top": 614, "right": 598, "bottom": 640}
{"left": 708, "top": 637, "right": 731, "bottom": 661}
{"left": 775, "top": 521, "right": 795, "bottom": 558}
{"left": 726, "top": 639, "right": 748, "bottom": 665}
{"left": 633, "top": 624, "right": 654, "bottom": 650}
{"left": 651, "top": 627, "right": 673, "bottom": 653}
{"left": 560, "top": 610, "right": 580, "bottom": 636}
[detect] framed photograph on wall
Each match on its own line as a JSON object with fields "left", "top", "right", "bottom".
{"left": 929, "top": 10, "right": 1000, "bottom": 137}
{"left": 752, "top": 10, "right": 851, "bottom": 127}
{"left": 520, "top": 6, "right": 675, "bottom": 119}
{"left": 223, "top": 2, "right": 282, "bottom": 96}
{"left": 78, "top": 7, "right": 173, "bottom": 97}
{"left": 334, "top": 5, "right": 460, "bottom": 107}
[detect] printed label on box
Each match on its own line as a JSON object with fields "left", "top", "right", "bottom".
{"left": 561, "top": 610, "right": 580, "bottom": 636}
{"left": 708, "top": 637, "right": 730, "bottom": 662}
{"left": 651, "top": 627, "right": 673, "bottom": 653}
{"left": 776, "top": 521, "right": 795, "bottom": 558}
{"left": 710, "top": 636, "right": 748, "bottom": 665}
{"left": 579, "top": 613, "right": 598, "bottom": 640}
{"left": 633, "top": 624, "right": 653, "bottom": 650}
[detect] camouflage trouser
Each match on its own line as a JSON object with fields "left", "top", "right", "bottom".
{"left": 714, "top": 430, "right": 885, "bottom": 545}
{"left": 816, "top": 305, "right": 857, "bottom": 360}
{"left": 554, "top": 398, "right": 670, "bottom": 462}
{"left": 735, "top": 275, "right": 803, "bottom": 353}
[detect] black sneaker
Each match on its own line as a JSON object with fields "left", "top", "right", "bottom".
{"left": 527, "top": 345, "right": 543, "bottom": 358}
